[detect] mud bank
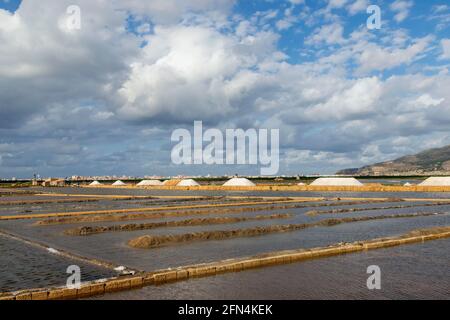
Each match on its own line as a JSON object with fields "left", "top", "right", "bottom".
{"left": 0, "top": 198, "right": 102, "bottom": 206}
{"left": 64, "top": 214, "right": 292, "bottom": 236}
{"left": 2, "top": 226, "right": 448, "bottom": 300}
{"left": 84, "top": 184, "right": 450, "bottom": 193}
{"left": 0, "top": 230, "right": 132, "bottom": 272}
{"left": 128, "top": 212, "right": 446, "bottom": 249}
{"left": 306, "top": 201, "right": 450, "bottom": 216}
{"left": 0, "top": 199, "right": 304, "bottom": 221}
{"left": 35, "top": 199, "right": 398, "bottom": 226}
{"left": 37, "top": 194, "right": 159, "bottom": 200}
{"left": 0, "top": 189, "right": 38, "bottom": 196}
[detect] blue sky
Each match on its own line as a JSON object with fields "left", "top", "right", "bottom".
{"left": 0, "top": 0, "right": 21, "bottom": 12}
{"left": 0, "top": 0, "right": 450, "bottom": 178}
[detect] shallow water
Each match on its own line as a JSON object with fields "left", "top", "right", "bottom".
{"left": 2, "top": 208, "right": 447, "bottom": 271}
{"left": 91, "top": 239, "right": 450, "bottom": 300}
{"left": 0, "top": 235, "right": 117, "bottom": 291}
{"left": 25, "top": 186, "right": 450, "bottom": 199}
{"left": 0, "top": 188, "right": 449, "bottom": 299}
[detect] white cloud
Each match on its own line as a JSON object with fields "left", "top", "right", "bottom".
{"left": 1, "top": 0, "right": 450, "bottom": 176}
{"left": 432, "top": 5, "right": 449, "bottom": 14}
{"left": 347, "top": 0, "right": 369, "bottom": 15}
{"left": 120, "top": 0, "right": 235, "bottom": 25}
{"left": 441, "top": 39, "right": 450, "bottom": 60}
{"left": 275, "top": 7, "right": 298, "bottom": 31}
{"left": 305, "top": 23, "right": 345, "bottom": 45}
{"left": 117, "top": 25, "right": 280, "bottom": 122}
{"left": 356, "top": 36, "right": 431, "bottom": 74}
{"left": 301, "top": 77, "right": 383, "bottom": 121}
{"left": 327, "top": 0, "right": 348, "bottom": 10}
{"left": 288, "top": 0, "right": 305, "bottom": 5}
{"left": 390, "top": 0, "right": 414, "bottom": 23}
{"left": 415, "top": 94, "right": 444, "bottom": 107}
{"left": 0, "top": 1, "right": 139, "bottom": 129}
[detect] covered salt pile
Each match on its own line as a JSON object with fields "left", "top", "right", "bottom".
{"left": 177, "top": 179, "right": 200, "bottom": 187}
{"left": 136, "top": 180, "right": 163, "bottom": 186}
{"left": 112, "top": 180, "right": 126, "bottom": 186}
{"left": 419, "top": 177, "right": 450, "bottom": 186}
{"left": 310, "top": 177, "right": 363, "bottom": 186}
{"left": 223, "top": 178, "right": 256, "bottom": 187}
{"left": 163, "top": 179, "right": 183, "bottom": 186}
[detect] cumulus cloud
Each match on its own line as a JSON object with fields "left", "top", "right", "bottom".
{"left": 120, "top": 0, "right": 235, "bottom": 25}
{"left": 276, "top": 7, "right": 298, "bottom": 31}
{"left": 117, "top": 25, "right": 281, "bottom": 123}
{"left": 441, "top": 39, "right": 450, "bottom": 60}
{"left": 305, "top": 22, "right": 345, "bottom": 45}
{"left": 347, "top": 0, "right": 369, "bottom": 15}
{"left": 327, "top": 0, "right": 348, "bottom": 10}
{"left": 390, "top": 0, "right": 414, "bottom": 23}
{"left": 288, "top": 0, "right": 305, "bottom": 5}
{"left": 355, "top": 36, "right": 432, "bottom": 74}
{"left": 0, "top": 1, "right": 138, "bottom": 129}
{"left": 1, "top": 0, "right": 450, "bottom": 177}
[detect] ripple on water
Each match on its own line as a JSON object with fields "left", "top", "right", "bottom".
{"left": 0, "top": 235, "right": 117, "bottom": 292}
{"left": 90, "top": 238, "right": 450, "bottom": 300}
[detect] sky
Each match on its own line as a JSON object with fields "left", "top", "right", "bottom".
{"left": 0, "top": 0, "right": 450, "bottom": 178}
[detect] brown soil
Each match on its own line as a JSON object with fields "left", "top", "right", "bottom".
{"left": 64, "top": 214, "right": 292, "bottom": 236}
{"left": 35, "top": 199, "right": 399, "bottom": 226}
{"left": 403, "top": 226, "right": 450, "bottom": 237}
{"left": 0, "top": 198, "right": 102, "bottom": 206}
{"left": 306, "top": 201, "right": 450, "bottom": 216}
{"left": 2, "top": 199, "right": 303, "bottom": 221}
{"left": 128, "top": 212, "right": 445, "bottom": 249}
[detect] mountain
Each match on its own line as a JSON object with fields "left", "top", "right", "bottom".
{"left": 337, "top": 145, "right": 450, "bottom": 176}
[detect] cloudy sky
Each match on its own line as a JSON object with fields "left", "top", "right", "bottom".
{"left": 1, "top": 0, "right": 450, "bottom": 178}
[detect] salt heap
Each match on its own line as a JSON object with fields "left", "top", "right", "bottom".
{"left": 310, "top": 177, "right": 363, "bottom": 186}
{"left": 136, "top": 180, "right": 163, "bottom": 186}
{"left": 112, "top": 180, "right": 126, "bottom": 186}
{"left": 297, "top": 182, "right": 306, "bottom": 186}
{"left": 177, "top": 179, "right": 200, "bottom": 187}
{"left": 163, "top": 179, "right": 183, "bottom": 186}
{"left": 89, "top": 181, "right": 103, "bottom": 186}
{"left": 419, "top": 177, "right": 450, "bottom": 186}
{"left": 223, "top": 178, "right": 256, "bottom": 187}
{"left": 404, "top": 182, "right": 413, "bottom": 187}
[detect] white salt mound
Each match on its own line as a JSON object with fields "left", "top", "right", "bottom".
{"left": 310, "top": 177, "right": 363, "bottom": 186}
{"left": 297, "top": 182, "right": 306, "bottom": 186}
{"left": 89, "top": 181, "right": 102, "bottom": 186}
{"left": 177, "top": 179, "right": 200, "bottom": 187}
{"left": 47, "top": 248, "right": 59, "bottom": 254}
{"left": 419, "top": 177, "right": 450, "bottom": 186}
{"left": 136, "top": 180, "right": 163, "bottom": 186}
{"left": 114, "top": 266, "right": 126, "bottom": 272}
{"left": 223, "top": 178, "right": 256, "bottom": 187}
{"left": 163, "top": 179, "right": 183, "bottom": 186}
{"left": 112, "top": 180, "right": 126, "bottom": 186}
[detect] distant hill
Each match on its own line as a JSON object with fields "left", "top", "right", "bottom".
{"left": 337, "top": 145, "right": 450, "bottom": 176}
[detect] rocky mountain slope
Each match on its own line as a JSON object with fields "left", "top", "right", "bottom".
{"left": 337, "top": 145, "right": 450, "bottom": 176}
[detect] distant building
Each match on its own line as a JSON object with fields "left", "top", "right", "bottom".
{"left": 42, "top": 178, "right": 66, "bottom": 187}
